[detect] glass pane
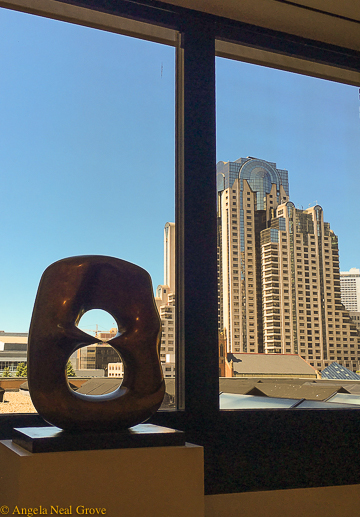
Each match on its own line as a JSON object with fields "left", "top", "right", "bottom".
{"left": 220, "top": 392, "right": 299, "bottom": 409}
{"left": 216, "top": 55, "right": 360, "bottom": 399}
{"left": 325, "top": 393, "right": 360, "bottom": 406}
{"left": 296, "top": 399, "right": 358, "bottom": 408}
{"left": 155, "top": 222, "right": 176, "bottom": 408}
{"left": 0, "top": 8, "right": 175, "bottom": 413}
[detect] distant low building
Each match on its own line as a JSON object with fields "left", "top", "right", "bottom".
{"left": 95, "top": 328, "right": 118, "bottom": 341}
{"left": 321, "top": 362, "right": 360, "bottom": 380}
{"left": 225, "top": 352, "right": 318, "bottom": 379}
{"left": 108, "top": 362, "right": 124, "bottom": 377}
{"left": 75, "top": 328, "right": 118, "bottom": 372}
{"left": 0, "top": 332, "right": 28, "bottom": 375}
{"left": 78, "top": 343, "right": 121, "bottom": 376}
{"left": 74, "top": 369, "right": 105, "bottom": 378}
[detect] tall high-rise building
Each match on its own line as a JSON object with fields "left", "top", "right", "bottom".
{"left": 261, "top": 204, "right": 360, "bottom": 371}
{"left": 340, "top": 268, "right": 360, "bottom": 312}
{"left": 164, "top": 221, "right": 176, "bottom": 294}
{"left": 217, "top": 157, "right": 289, "bottom": 354}
{"left": 217, "top": 156, "right": 360, "bottom": 371}
{"left": 155, "top": 222, "right": 176, "bottom": 378}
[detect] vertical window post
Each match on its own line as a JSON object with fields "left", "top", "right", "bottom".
{"left": 176, "top": 16, "right": 219, "bottom": 417}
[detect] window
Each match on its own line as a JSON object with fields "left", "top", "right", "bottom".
{"left": 216, "top": 47, "right": 359, "bottom": 367}
{"left": 1, "top": 0, "right": 360, "bottom": 499}
{"left": 0, "top": 7, "right": 175, "bottom": 406}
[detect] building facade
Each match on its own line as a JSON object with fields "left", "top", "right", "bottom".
{"left": 349, "top": 312, "right": 360, "bottom": 332}
{"left": 260, "top": 203, "right": 360, "bottom": 371}
{"left": 108, "top": 362, "right": 124, "bottom": 377}
{"left": 217, "top": 157, "right": 289, "bottom": 354}
{"left": 155, "top": 222, "right": 176, "bottom": 378}
{"left": 78, "top": 343, "right": 122, "bottom": 374}
{"left": 0, "top": 332, "right": 28, "bottom": 375}
{"left": 95, "top": 328, "right": 118, "bottom": 341}
{"left": 217, "top": 156, "right": 360, "bottom": 371}
{"left": 75, "top": 327, "right": 119, "bottom": 374}
{"left": 340, "top": 268, "right": 360, "bottom": 312}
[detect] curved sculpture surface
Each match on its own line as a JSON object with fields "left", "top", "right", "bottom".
{"left": 28, "top": 256, "right": 165, "bottom": 432}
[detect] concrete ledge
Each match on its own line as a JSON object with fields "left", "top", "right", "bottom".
{"left": 205, "top": 484, "right": 360, "bottom": 517}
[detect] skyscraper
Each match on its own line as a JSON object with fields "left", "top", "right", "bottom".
{"left": 217, "top": 157, "right": 289, "bottom": 354}
{"left": 155, "top": 222, "right": 176, "bottom": 377}
{"left": 163, "top": 221, "right": 176, "bottom": 294}
{"left": 340, "top": 268, "right": 360, "bottom": 312}
{"left": 217, "top": 157, "right": 360, "bottom": 371}
{"left": 261, "top": 204, "right": 360, "bottom": 371}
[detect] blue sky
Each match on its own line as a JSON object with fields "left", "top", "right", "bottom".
{"left": 216, "top": 58, "right": 360, "bottom": 273}
{"left": 0, "top": 7, "right": 359, "bottom": 332}
{"left": 0, "top": 8, "right": 175, "bottom": 332}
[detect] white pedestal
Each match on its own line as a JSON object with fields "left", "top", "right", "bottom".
{"left": 0, "top": 439, "right": 204, "bottom": 517}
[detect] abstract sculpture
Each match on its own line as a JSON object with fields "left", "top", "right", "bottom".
{"left": 27, "top": 256, "right": 165, "bottom": 432}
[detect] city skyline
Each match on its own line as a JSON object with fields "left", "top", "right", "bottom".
{"left": 0, "top": 7, "right": 359, "bottom": 332}
{"left": 217, "top": 156, "right": 360, "bottom": 371}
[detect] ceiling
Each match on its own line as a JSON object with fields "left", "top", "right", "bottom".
{"left": 161, "top": 0, "right": 360, "bottom": 51}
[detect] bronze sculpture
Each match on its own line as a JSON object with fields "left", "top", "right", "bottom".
{"left": 27, "top": 256, "right": 165, "bottom": 432}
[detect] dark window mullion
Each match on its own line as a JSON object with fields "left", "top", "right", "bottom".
{"left": 176, "top": 18, "right": 219, "bottom": 417}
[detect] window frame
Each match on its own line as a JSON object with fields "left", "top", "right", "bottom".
{"left": 1, "top": 0, "right": 360, "bottom": 496}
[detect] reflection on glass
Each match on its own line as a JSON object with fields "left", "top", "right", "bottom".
{"left": 220, "top": 392, "right": 299, "bottom": 409}
{"left": 216, "top": 56, "right": 360, "bottom": 399}
{"left": 0, "top": 8, "right": 175, "bottom": 413}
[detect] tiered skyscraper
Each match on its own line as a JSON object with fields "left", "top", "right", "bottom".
{"left": 217, "top": 157, "right": 360, "bottom": 372}
{"left": 217, "top": 157, "right": 289, "bottom": 355}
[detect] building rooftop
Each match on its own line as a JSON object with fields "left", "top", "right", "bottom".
{"left": 321, "top": 362, "right": 360, "bottom": 381}
{"left": 219, "top": 392, "right": 359, "bottom": 409}
{"left": 227, "top": 353, "right": 317, "bottom": 377}
{"left": 76, "top": 378, "right": 122, "bottom": 395}
{"left": 0, "top": 332, "right": 28, "bottom": 337}
{"left": 217, "top": 375, "right": 360, "bottom": 409}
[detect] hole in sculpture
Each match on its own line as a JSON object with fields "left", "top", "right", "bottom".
{"left": 67, "top": 344, "right": 123, "bottom": 395}
{"left": 77, "top": 309, "right": 119, "bottom": 342}
{"left": 67, "top": 309, "right": 123, "bottom": 394}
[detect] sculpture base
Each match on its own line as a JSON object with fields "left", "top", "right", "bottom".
{"left": 0, "top": 439, "right": 204, "bottom": 517}
{"left": 13, "top": 423, "right": 185, "bottom": 453}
